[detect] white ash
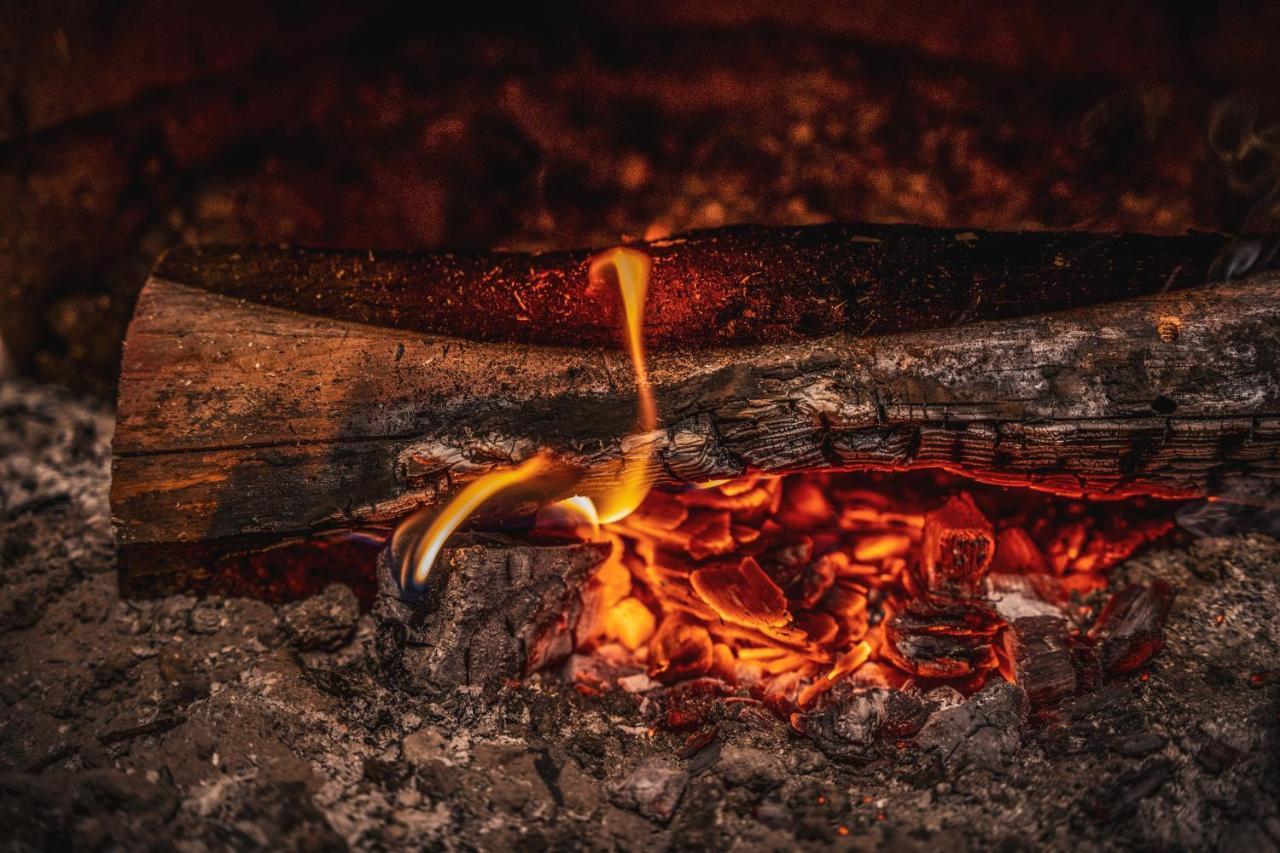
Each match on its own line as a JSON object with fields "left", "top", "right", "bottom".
{"left": 1, "top": 379, "right": 1278, "bottom": 851}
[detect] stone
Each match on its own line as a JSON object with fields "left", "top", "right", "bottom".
{"left": 281, "top": 584, "right": 360, "bottom": 651}
{"left": 610, "top": 756, "right": 688, "bottom": 823}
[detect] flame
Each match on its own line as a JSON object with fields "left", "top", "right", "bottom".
{"left": 398, "top": 452, "right": 555, "bottom": 588}
{"left": 396, "top": 245, "right": 655, "bottom": 589}
{"left": 587, "top": 247, "right": 656, "bottom": 524}
{"left": 537, "top": 495, "right": 602, "bottom": 538}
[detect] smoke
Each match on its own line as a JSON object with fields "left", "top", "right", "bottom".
{"left": 1206, "top": 235, "right": 1277, "bottom": 283}
{"left": 1204, "top": 95, "right": 1280, "bottom": 283}
{"left": 1175, "top": 477, "right": 1280, "bottom": 539}
{"left": 1208, "top": 94, "right": 1280, "bottom": 233}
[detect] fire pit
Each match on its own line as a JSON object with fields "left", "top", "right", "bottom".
{"left": 3, "top": 4, "right": 1280, "bottom": 851}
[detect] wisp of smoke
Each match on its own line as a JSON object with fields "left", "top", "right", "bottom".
{"left": 1176, "top": 476, "right": 1280, "bottom": 539}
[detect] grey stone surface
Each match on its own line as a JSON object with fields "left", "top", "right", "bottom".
{"left": 1, "top": 379, "right": 1278, "bottom": 851}
{"left": 281, "top": 584, "right": 360, "bottom": 651}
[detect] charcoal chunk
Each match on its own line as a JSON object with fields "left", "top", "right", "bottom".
{"left": 1085, "top": 759, "right": 1174, "bottom": 823}
{"left": 1111, "top": 731, "right": 1167, "bottom": 758}
{"left": 1194, "top": 737, "right": 1241, "bottom": 776}
{"left": 804, "top": 686, "right": 890, "bottom": 762}
{"left": 916, "top": 680, "right": 1027, "bottom": 771}
{"left": 1002, "top": 615, "right": 1076, "bottom": 707}
{"left": 1089, "top": 582, "right": 1176, "bottom": 673}
{"left": 884, "top": 598, "right": 1002, "bottom": 678}
{"left": 374, "top": 537, "right": 608, "bottom": 694}
{"left": 922, "top": 492, "right": 994, "bottom": 596}
{"left": 281, "top": 584, "right": 359, "bottom": 651}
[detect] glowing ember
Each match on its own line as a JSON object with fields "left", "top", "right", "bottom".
{"left": 573, "top": 471, "right": 1177, "bottom": 710}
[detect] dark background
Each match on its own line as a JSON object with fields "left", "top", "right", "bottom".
{"left": 3, "top": 0, "right": 1279, "bottom": 398}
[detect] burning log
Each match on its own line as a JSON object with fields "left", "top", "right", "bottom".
{"left": 921, "top": 493, "right": 994, "bottom": 597}
{"left": 111, "top": 225, "right": 1280, "bottom": 589}
{"left": 1001, "top": 615, "right": 1078, "bottom": 707}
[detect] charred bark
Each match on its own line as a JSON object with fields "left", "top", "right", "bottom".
{"left": 111, "top": 229, "right": 1280, "bottom": 589}
{"left": 153, "top": 225, "right": 1258, "bottom": 351}
{"left": 374, "top": 535, "right": 610, "bottom": 695}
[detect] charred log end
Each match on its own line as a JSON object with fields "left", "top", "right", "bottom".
{"left": 373, "top": 535, "right": 611, "bottom": 696}
{"left": 1089, "top": 581, "right": 1177, "bottom": 674}
{"left": 883, "top": 598, "right": 1002, "bottom": 678}
{"left": 1001, "top": 615, "right": 1078, "bottom": 708}
{"left": 922, "top": 493, "right": 995, "bottom": 597}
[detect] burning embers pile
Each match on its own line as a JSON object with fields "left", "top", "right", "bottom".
{"left": 568, "top": 471, "right": 1174, "bottom": 714}
{"left": 390, "top": 245, "right": 1180, "bottom": 716}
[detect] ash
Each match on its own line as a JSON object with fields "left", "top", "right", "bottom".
{"left": 2, "top": 380, "right": 1278, "bottom": 851}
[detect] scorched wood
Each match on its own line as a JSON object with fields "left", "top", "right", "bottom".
{"left": 111, "top": 225, "right": 1280, "bottom": 590}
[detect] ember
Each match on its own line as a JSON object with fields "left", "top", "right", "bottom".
{"left": 388, "top": 240, "right": 1187, "bottom": 716}
{"left": 571, "top": 470, "right": 1180, "bottom": 711}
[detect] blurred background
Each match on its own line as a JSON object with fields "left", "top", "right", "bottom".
{"left": 2, "top": 0, "right": 1279, "bottom": 399}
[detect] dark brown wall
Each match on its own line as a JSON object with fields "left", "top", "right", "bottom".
{"left": 2, "top": 1, "right": 1278, "bottom": 396}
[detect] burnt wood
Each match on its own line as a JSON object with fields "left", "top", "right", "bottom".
{"left": 153, "top": 225, "right": 1258, "bottom": 351}
{"left": 112, "top": 226, "right": 1280, "bottom": 589}
{"left": 374, "top": 534, "right": 610, "bottom": 695}
{"left": 1002, "top": 616, "right": 1077, "bottom": 708}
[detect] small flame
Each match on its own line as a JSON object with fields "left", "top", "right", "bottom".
{"left": 398, "top": 452, "right": 554, "bottom": 588}
{"left": 588, "top": 247, "right": 656, "bottom": 524}
{"left": 538, "top": 494, "right": 602, "bottom": 538}
{"left": 396, "top": 245, "right": 655, "bottom": 589}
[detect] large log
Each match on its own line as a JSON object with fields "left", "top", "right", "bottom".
{"left": 151, "top": 224, "right": 1248, "bottom": 351}
{"left": 111, "top": 226, "right": 1280, "bottom": 591}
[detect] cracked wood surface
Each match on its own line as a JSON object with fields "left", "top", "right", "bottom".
{"left": 112, "top": 250, "right": 1280, "bottom": 583}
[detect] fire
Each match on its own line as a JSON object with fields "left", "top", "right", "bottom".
{"left": 392, "top": 242, "right": 1179, "bottom": 713}
{"left": 397, "top": 452, "right": 556, "bottom": 588}
{"left": 572, "top": 470, "right": 1176, "bottom": 710}
{"left": 397, "top": 246, "right": 655, "bottom": 588}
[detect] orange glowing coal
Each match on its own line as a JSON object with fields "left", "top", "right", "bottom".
{"left": 394, "top": 243, "right": 1179, "bottom": 712}
{"left": 572, "top": 470, "right": 1176, "bottom": 710}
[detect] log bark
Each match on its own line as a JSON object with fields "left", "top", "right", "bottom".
{"left": 150, "top": 224, "right": 1256, "bottom": 350}
{"left": 112, "top": 227, "right": 1280, "bottom": 590}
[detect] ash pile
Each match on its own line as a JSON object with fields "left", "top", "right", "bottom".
{"left": 2, "top": 380, "right": 1279, "bottom": 851}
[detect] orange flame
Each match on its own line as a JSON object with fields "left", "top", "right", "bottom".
{"left": 396, "top": 245, "right": 655, "bottom": 589}
{"left": 537, "top": 494, "right": 602, "bottom": 538}
{"left": 398, "top": 452, "right": 555, "bottom": 588}
{"left": 587, "top": 247, "right": 656, "bottom": 523}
